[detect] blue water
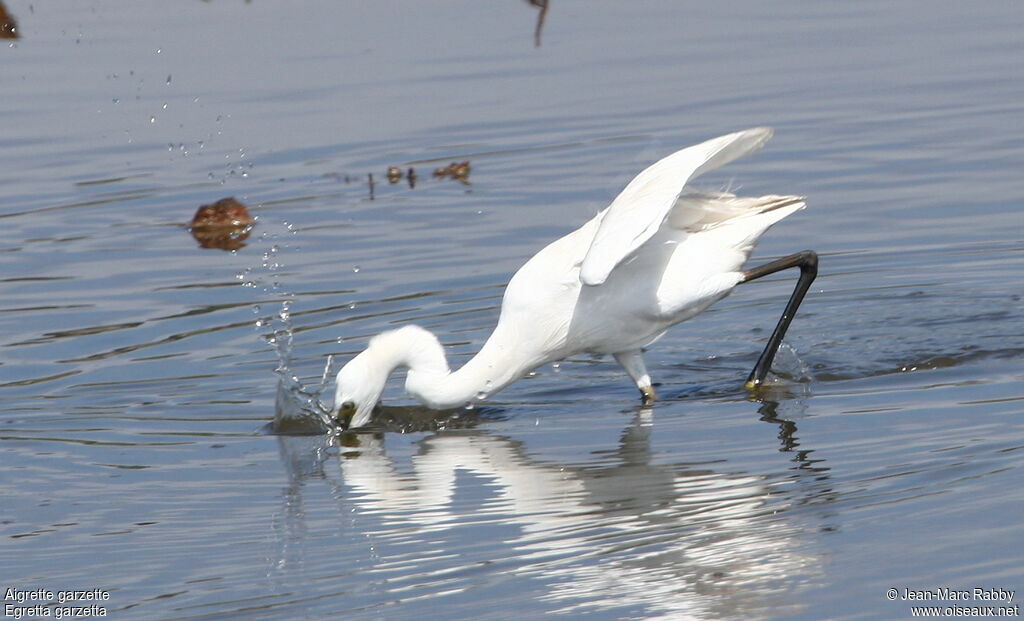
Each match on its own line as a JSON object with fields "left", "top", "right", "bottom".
{"left": 2, "top": 2, "right": 1022, "bottom": 619}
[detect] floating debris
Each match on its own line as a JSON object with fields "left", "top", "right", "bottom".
{"left": 0, "top": 2, "right": 18, "bottom": 39}
{"left": 385, "top": 165, "right": 419, "bottom": 188}
{"left": 189, "top": 197, "right": 256, "bottom": 251}
{"left": 326, "top": 160, "right": 469, "bottom": 199}
{"left": 433, "top": 161, "right": 471, "bottom": 184}
{"left": 190, "top": 196, "right": 254, "bottom": 228}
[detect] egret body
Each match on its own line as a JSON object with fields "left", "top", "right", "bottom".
{"left": 333, "top": 128, "right": 818, "bottom": 429}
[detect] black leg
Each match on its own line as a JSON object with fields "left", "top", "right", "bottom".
{"left": 740, "top": 250, "right": 818, "bottom": 389}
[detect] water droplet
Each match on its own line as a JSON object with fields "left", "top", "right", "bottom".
{"left": 166, "top": 74, "right": 172, "bottom": 85}
{"left": 149, "top": 116, "right": 155, "bottom": 123}
{"left": 551, "top": 362, "right": 561, "bottom": 370}
{"left": 162, "top": 102, "right": 168, "bottom": 110}
{"left": 352, "top": 266, "right": 361, "bottom": 273}
{"left": 112, "top": 98, "right": 119, "bottom": 104}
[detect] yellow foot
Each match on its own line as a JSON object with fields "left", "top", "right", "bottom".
{"left": 640, "top": 385, "right": 656, "bottom": 404}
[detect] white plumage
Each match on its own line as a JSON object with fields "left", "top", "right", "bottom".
{"left": 333, "top": 128, "right": 815, "bottom": 429}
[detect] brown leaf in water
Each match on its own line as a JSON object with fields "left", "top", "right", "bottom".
{"left": 189, "top": 197, "right": 255, "bottom": 251}
{"left": 0, "top": 2, "right": 19, "bottom": 39}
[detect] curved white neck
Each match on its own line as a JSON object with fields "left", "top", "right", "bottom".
{"left": 364, "top": 324, "right": 533, "bottom": 410}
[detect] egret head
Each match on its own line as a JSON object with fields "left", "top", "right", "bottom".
{"left": 331, "top": 352, "right": 385, "bottom": 430}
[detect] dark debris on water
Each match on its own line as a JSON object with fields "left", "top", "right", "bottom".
{"left": 324, "top": 160, "right": 471, "bottom": 199}
{"left": 188, "top": 196, "right": 256, "bottom": 251}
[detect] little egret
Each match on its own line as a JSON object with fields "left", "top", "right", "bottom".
{"left": 333, "top": 127, "right": 818, "bottom": 429}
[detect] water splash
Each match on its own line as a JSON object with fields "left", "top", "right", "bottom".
{"left": 769, "top": 342, "right": 812, "bottom": 383}
{"left": 244, "top": 224, "right": 339, "bottom": 434}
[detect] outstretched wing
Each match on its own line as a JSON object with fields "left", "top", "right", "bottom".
{"left": 579, "top": 127, "right": 774, "bottom": 286}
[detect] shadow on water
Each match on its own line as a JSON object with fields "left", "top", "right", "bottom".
{"left": 269, "top": 399, "right": 834, "bottom": 617}
{"left": 266, "top": 393, "right": 505, "bottom": 436}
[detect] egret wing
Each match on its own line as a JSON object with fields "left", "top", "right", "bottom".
{"left": 579, "top": 127, "right": 774, "bottom": 286}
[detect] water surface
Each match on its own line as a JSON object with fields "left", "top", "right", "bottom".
{"left": 2, "top": 2, "right": 1022, "bottom": 619}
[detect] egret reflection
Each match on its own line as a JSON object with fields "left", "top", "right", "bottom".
{"left": 271, "top": 404, "right": 831, "bottom": 617}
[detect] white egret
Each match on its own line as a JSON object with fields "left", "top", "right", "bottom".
{"left": 333, "top": 127, "right": 817, "bottom": 429}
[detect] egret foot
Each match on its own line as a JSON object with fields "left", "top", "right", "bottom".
{"left": 744, "top": 377, "right": 773, "bottom": 392}
{"left": 640, "top": 385, "right": 656, "bottom": 404}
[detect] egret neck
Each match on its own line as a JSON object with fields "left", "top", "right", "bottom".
{"left": 336, "top": 324, "right": 537, "bottom": 427}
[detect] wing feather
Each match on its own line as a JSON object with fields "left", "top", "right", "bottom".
{"left": 579, "top": 127, "right": 774, "bottom": 286}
